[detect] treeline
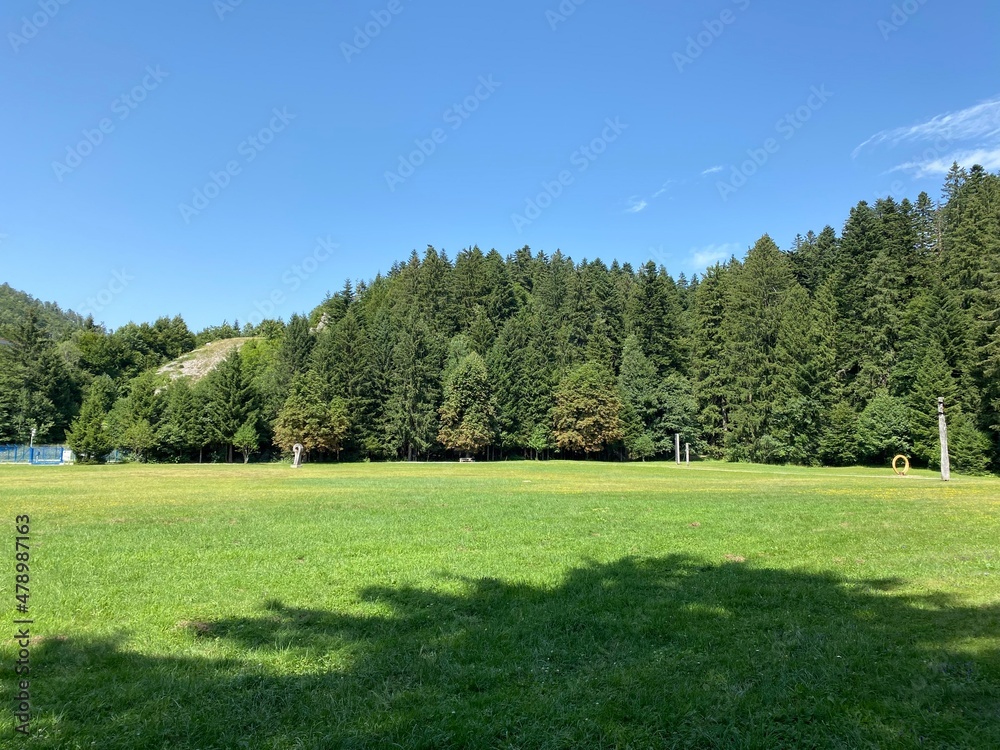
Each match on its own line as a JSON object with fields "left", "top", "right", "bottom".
{"left": 3, "top": 164, "right": 999, "bottom": 470}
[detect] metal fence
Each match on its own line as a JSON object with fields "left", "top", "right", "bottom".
{"left": 0, "top": 445, "right": 68, "bottom": 465}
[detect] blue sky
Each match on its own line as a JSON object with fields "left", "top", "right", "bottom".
{"left": 2, "top": 0, "right": 999, "bottom": 331}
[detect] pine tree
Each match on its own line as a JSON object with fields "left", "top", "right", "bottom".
{"left": 278, "top": 314, "right": 315, "bottom": 381}
{"left": 453, "top": 246, "right": 488, "bottom": 331}
{"left": 310, "top": 308, "right": 369, "bottom": 455}
{"left": 625, "top": 262, "right": 684, "bottom": 375}
{"left": 66, "top": 377, "right": 116, "bottom": 463}
{"left": 327, "top": 397, "right": 351, "bottom": 460}
{"left": 356, "top": 308, "right": 396, "bottom": 458}
{"left": 721, "top": 235, "right": 798, "bottom": 461}
{"left": 831, "top": 202, "right": 881, "bottom": 391}
{"left": 905, "top": 342, "right": 989, "bottom": 471}
{"left": 487, "top": 307, "right": 554, "bottom": 453}
{"left": 617, "top": 334, "right": 662, "bottom": 457}
{"left": 482, "top": 248, "right": 516, "bottom": 329}
{"left": 788, "top": 226, "right": 838, "bottom": 292}
{"left": 157, "top": 379, "right": 203, "bottom": 460}
{"left": 384, "top": 315, "right": 443, "bottom": 460}
{"left": 913, "top": 191, "right": 939, "bottom": 269}
{"left": 416, "top": 246, "right": 458, "bottom": 336}
{"left": 818, "top": 401, "right": 859, "bottom": 466}
{"left": 889, "top": 290, "right": 939, "bottom": 399}
{"left": 857, "top": 392, "right": 911, "bottom": 465}
{"left": 618, "top": 335, "right": 700, "bottom": 458}
{"left": 205, "top": 347, "right": 257, "bottom": 462}
{"left": 0, "top": 308, "right": 77, "bottom": 442}
{"left": 907, "top": 343, "right": 956, "bottom": 466}
{"left": 690, "top": 262, "right": 733, "bottom": 457}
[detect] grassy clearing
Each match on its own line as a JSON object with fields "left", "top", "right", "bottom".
{"left": 2, "top": 461, "right": 999, "bottom": 748}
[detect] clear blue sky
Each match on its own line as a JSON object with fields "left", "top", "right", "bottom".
{"left": 3, "top": 0, "right": 999, "bottom": 330}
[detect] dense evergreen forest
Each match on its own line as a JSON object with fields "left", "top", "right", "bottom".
{"left": 2, "top": 164, "right": 998, "bottom": 471}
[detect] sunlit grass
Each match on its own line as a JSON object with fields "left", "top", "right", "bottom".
{"left": 1, "top": 461, "right": 998, "bottom": 748}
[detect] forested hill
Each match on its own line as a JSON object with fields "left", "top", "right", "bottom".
{"left": 0, "top": 282, "right": 85, "bottom": 340}
{"left": 2, "top": 164, "right": 999, "bottom": 471}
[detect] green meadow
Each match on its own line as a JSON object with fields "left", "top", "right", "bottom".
{"left": 2, "top": 461, "right": 999, "bottom": 749}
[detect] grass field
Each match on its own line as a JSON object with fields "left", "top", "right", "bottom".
{"left": 2, "top": 461, "right": 999, "bottom": 749}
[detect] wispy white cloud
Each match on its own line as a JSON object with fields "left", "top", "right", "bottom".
{"left": 889, "top": 146, "right": 1000, "bottom": 178}
{"left": 690, "top": 243, "right": 740, "bottom": 269}
{"left": 853, "top": 96, "right": 1000, "bottom": 159}
{"left": 625, "top": 197, "right": 648, "bottom": 214}
{"left": 652, "top": 180, "right": 679, "bottom": 198}
{"left": 701, "top": 165, "right": 724, "bottom": 175}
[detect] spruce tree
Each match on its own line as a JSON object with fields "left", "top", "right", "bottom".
{"left": 617, "top": 334, "right": 658, "bottom": 458}
{"left": 205, "top": 347, "right": 257, "bottom": 462}
{"left": 384, "top": 315, "right": 442, "bottom": 460}
{"left": 690, "top": 263, "right": 733, "bottom": 457}
{"left": 278, "top": 314, "right": 315, "bottom": 381}
{"left": 66, "top": 377, "right": 116, "bottom": 463}
{"left": 157, "top": 379, "right": 203, "bottom": 460}
{"left": 721, "top": 235, "right": 798, "bottom": 461}
{"left": 857, "top": 392, "right": 911, "bottom": 465}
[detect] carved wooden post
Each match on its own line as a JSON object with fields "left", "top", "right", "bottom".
{"left": 292, "top": 443, "right": 304, "bottom": 469}
{"left": 685, "top": 443, "right": 690, "bottom": 467}
{"left": 938, "top": 398, "right": 950, "bottom": 482}
{"left": 675, "top": 434, "right": 681, "bottom": 465}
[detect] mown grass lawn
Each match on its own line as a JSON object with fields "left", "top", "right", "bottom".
{"left": 1, "top": 460, "right": 999, "bottom": 749}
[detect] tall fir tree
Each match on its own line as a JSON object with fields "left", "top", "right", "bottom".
{"left": 205, "top": 347, "right": 258, "bottom": 462}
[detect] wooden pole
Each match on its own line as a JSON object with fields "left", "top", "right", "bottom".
{"left": 938, "top": 397, "right": 950, "bottom": 482}
{"left": 685, "top": 443, "right": 690, "bottom": 467}
{"left": 675, "top": 434, "right": 681, "bottom": 465}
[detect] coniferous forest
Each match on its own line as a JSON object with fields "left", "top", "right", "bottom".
{"left": 2, "top": 165, "right": 999, "bottom": 472}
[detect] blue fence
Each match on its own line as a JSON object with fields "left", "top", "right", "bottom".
{"left": 0, "top": 445, "right": 67, "bottom": 465}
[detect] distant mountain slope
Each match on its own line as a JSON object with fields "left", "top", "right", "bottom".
{"left": 157, "top": 337, "right": 252, "bottom": 383}
{"left": 0, "top": 282, "right": 84, "bottom": 339}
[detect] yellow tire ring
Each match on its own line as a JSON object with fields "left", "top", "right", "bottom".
{"left": 892, "top": 455, "right": 910, "bottom": 476}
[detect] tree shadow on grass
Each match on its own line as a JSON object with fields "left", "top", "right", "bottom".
{"left": 18, "top": 556, "right": 1000, "bottom": 749}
